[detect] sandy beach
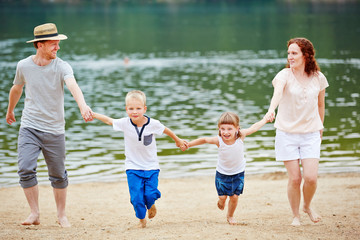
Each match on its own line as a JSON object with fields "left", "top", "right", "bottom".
{"left": 0, "top": 172, "right": 359, "bottom": 240}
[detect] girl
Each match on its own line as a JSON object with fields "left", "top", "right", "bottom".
{"left": 187, "top": 112, "right": 268, "bottom": 225}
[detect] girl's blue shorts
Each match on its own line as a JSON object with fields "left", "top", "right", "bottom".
{"left": 215, "top": 171, "right": 244, "bottom": 196}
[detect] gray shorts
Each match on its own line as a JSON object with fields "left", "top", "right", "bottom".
{"left": 17, "top": 127, "right": 68, "bottom": 189}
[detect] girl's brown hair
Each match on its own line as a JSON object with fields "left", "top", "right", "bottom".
{"left": 286, "top": 37, "right": 320, "bottom": 76}
{"left": 218, "top": 112, "right": 241, "bottom": 139}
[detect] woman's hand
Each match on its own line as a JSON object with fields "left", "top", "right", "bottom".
{"left": 265, "top": 110, "right": 276, "bottom": 122}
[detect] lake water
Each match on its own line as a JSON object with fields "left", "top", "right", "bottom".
{"left": 0, "top": 1, "right": 359, "bottom": 187}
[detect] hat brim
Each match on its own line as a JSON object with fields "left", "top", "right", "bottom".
{"left": 26, "top": 34, "right": 68, "bottom": 43}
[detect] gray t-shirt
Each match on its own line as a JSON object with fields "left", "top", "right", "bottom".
{"left": 14, "top": 56, "right": 74, "bottom": 134}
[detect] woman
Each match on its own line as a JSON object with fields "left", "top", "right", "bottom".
{"left": 265, "top": 38, "right": 329, "bottom": 226}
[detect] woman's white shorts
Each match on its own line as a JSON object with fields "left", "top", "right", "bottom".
{"left": 275, "top": 129, "right": 321, "bottom": 161}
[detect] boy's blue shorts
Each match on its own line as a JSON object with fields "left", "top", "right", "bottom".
{"left": 215, "top": 171, "right": 244, "bottom": 196}
{"left": 126, "top": 169, "right": 161, "bottom": 219}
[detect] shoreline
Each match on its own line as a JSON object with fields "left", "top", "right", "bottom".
{"left": 1, "top": 172, "right": 359, "bottom": 239}
{"left": 3, "top": 170, "right": 359, "bottom": 189}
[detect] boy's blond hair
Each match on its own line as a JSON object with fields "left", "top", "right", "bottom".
{"left": 125, "top": 90, "right": 146, "bottom": 106}
{"left": 218, "top": 112, "right": 241, "bottom": 139}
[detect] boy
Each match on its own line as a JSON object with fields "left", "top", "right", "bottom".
{"left": 93, "top": 90, "right": 187, "bottom": 227}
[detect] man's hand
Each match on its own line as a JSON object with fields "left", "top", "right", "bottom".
{"left": 6, "top": 111, "right": 16, "bottom": 125}
{"left": 81, "top": 105, "right": 93, "bottom": 122}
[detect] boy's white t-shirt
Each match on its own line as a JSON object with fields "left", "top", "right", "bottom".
{"left": 216, "top": 136, "right": 246, "bottom": 175}
{"left": 113, "top": 116, "right": 165, "bottom": 170}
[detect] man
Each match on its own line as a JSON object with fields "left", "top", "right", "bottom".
{"left": 6, "top": 23, "right": 93, "bottom": 227}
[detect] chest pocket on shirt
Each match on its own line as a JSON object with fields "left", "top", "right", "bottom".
{"left": 144, "top": 134, "right": 153, "bottom": 146}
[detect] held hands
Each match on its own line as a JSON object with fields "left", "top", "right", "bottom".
{"left": 80, "top": 105, "right": 94, "bottom": 122}
{"left": 176, "top": 139, "right": 189, "bottom": 151}
{"left": 264, "top": 109, "right": 276, "bottom": 123}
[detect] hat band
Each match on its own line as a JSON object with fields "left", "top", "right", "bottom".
{"left": 35, "top": 33, "right": 59, "bottom": 39}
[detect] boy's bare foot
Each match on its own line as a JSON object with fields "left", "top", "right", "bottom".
{"left": 139, "top": 219, "right": 147, "bottom": 228}
{"left": 58, "top": 216, "right": 71, "bottom": 228}
{"left": 291, "top": 217, "right": 301, "bottom": 226}
{"left": 217, "top": 200, "right": 225, "bottom": 210}
{"left": 21, "top": 213, "right": 40, "bottom": 225}
{"left": 303, "top": 208, "right": 321, "bottom": 223}
{"left": 227, "top": 216, "right": 237, "bottom": 225}
{"left": 148, "top": 204, "right": 157, "bottom": 219}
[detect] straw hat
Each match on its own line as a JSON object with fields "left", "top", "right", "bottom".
{"left": 26, "top": 23, "right": 68, "bottom": 43}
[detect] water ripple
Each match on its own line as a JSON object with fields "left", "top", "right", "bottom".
{"left": 0, "top": 50, "right": 359, "bottom": 187}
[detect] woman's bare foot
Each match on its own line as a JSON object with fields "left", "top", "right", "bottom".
{"left": 291, "top": 217, "right": 301, "bottom": 226}
{"left": 303, "top": 208, "right": 321, "bottom": 223}
{"left": 227, "top": 216, "right": 237, "bottom": 225}
{"left": 148, "top": 205, "right": 157, "bottom": 219}
{"left": 217, "top": 199, "right": 225, "bottom": 210}
{"left": 21, "top": 213, "right": 40, "bottom": 225}
{"left": 139, "top": 219, "right": 147, "bottom": 228}
{"left": 58, "top": 216, "right": 71, "bottom": 228}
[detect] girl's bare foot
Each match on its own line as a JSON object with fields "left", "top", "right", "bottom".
{"left": 217, "top": 199, "right": 225, "bottom": 210}
{"left": 21, "top": 213, "right": 40, "bottom": 225}
{"left": 227, "top": 216, "right": 237, "bottom": 225}
{"left": 303, "top": 208, "right": 321, "bottom": 223}
{"left": 139, "top": 219, "right": 147, "bottom": 228}
{"left": 58, "top": 216, "right": 71, "bottom": 228}
{"left": 148, "top": 205, "right": 157, "bottom": 219}
{"left": 291, "top": 217, "right": 301, "bottom": 226}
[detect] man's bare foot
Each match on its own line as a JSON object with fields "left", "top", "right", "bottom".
{"left": 227, "top": 216, "right": 237, "bottom": 225}
{"left": 139, "top": 219, "right": 146, "bottom": 228}
{"left": 148, "top": 204, "right": 157, "bottom": 219}
{"left": 217, "top": 200, "right": 225, "bottom": 210}
{"left": 21, "top": 213, "right": 40, "bottom": 225}
{"left": 303, "top": 208, "right": 321, "bottom": 223}
{"left": 291, "top": 217, "right": 301, "bottom": 226}
{"left": 58, "top": 216, "right": 71, "bottom": 228}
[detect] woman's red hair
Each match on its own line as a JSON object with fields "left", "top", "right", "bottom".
{"left": 286, "top": 38, "right": 320, "bottom": 76}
